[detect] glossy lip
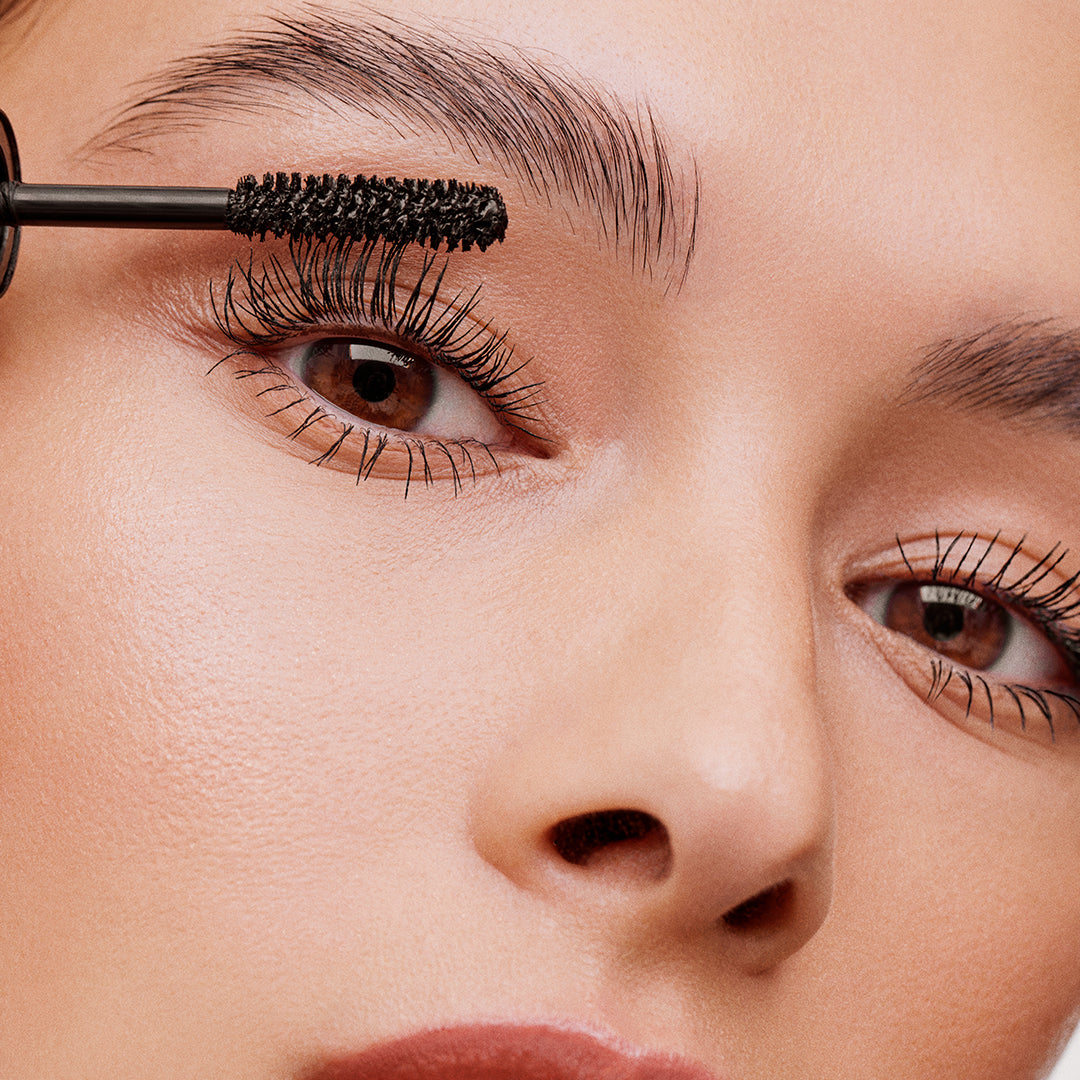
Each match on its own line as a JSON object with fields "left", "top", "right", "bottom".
{"left": 302, "top": 1022, "right": 724, "bottom": 1080}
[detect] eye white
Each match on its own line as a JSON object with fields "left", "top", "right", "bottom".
{"left": 418, "top": 361, "right": 504, "bottom": 443}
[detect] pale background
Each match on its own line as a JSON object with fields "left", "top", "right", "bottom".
{"left": 1050, "top": 1028, "right": 1080, "bottom": 1079}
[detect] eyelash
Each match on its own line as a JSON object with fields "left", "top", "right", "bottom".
{"left": 891, "top": 531, "right": 1080, "bottom": 741}
{"left": 207, "top": 235, "right": 546, "bottom": 493}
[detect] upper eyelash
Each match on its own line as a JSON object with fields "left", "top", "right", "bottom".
{"left": 898, "top": 530, "right": 1080, "bottom": 629}
{"left": 898, "top": 533, "right": 1080, "bottom": 699}
{"left": 209, "top": 234, "right": 547, "bottom": 437}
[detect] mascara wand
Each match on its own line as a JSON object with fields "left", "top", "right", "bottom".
{"left": 0, "top": 109, "right": 507, "bottom": 298}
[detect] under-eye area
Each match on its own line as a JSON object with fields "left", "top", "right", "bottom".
{"left": 848, "top": 531, "right": 1080, "bottom": 747}
{"left": 205, "top": 234, "right": 551, "bottom": 493}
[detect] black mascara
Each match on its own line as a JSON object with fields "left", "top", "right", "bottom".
{"left": 0, "top": 109, "right": 508, "bottom": 297}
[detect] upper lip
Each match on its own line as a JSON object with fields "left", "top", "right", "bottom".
{"left": 302, "top": 1022, "right": 723, "bottom": 1080}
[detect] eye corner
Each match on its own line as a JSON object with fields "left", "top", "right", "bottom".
{"left": 842, "top": 579, "right": 871, "bottom": 604}
{"left": 842, "top": 577, "right": 894, "bottom": 623}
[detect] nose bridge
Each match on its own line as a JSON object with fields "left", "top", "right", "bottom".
{"left": 579, "top": 507, "right": 827, "bottom": 792}
{"left": 470, "top": 517, "right": 836, "bottom": 971}
{"left": 581, "top": 535, "right": 831, "bottom": 875}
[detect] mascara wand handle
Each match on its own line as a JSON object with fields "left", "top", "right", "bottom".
{"left": 0, "top": 182, "right": 230, "bottom": 228}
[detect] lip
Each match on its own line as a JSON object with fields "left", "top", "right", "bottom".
{"left": 304, "top": 1022, "right": 723, "bottom": 1080}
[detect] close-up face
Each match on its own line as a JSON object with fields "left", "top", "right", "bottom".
{"left": 5, "top": 1, "right": 1080, "bottom": 1077}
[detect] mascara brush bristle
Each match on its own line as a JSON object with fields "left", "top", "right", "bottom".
{"left": 225, "top": 172, "right": 508, "bottom": 252}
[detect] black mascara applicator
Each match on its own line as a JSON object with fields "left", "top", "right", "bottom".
{"left": 0, "top": 109, "right": 508, "bottom": 297}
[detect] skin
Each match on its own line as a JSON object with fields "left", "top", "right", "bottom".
{"left": 3, "top": 0, "right": 1080, "bottom": 1076}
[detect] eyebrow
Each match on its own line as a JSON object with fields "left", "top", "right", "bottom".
{"left": 900, "top": 319, "right": 1080, "bottom": 436}
{"left": 81, "top": 4, "right": 698, "bottom": 288}
{"left": 0, "top": 0, "right": 47, "bottom": 39}
{"left": 0, "top": 0, "right": 36, "bottom": 22}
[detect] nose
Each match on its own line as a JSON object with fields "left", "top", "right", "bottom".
{"left": 469, "top": 556, "right": 835, "bottom": 975}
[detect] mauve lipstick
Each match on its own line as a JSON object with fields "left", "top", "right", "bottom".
{"left": 304, "top": 1023, "right": 721, "bottom": 1080}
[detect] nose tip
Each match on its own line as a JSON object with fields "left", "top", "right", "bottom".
{"left": 472, "top": 706, "right": 835, "bottom": 974}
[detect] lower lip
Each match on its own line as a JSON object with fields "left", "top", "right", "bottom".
{"left": 306, "top": 1023, "right": 721, "bottom": 1080}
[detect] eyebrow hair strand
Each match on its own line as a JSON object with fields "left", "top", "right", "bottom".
{"left": 81, "top": 4, "right": 699, "bottom": 288}
{"left": 900, "top": 318, "right": 1080, "bottom": 436}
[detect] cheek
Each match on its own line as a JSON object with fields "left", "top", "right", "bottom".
{"left": 0, "top": 347, "right": 498, "bottom": 928}
{"left": 0, "top": 415, "right": 536, "bottom": 1057}
{"left": 785, "top": 635, "right": 1080, "bottom": 1077}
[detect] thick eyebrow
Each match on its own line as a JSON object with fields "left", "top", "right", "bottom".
{"left": 899, "top": 319, "right": 1080, "bottom": 436}
{"left": 81, "top": 4, "right": 698, "bottom": 288}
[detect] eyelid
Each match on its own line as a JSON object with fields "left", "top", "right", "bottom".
{"left": 846, "top": 534, "right": 1074, "bottom": 605}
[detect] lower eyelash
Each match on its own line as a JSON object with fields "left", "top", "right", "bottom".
{"left": 925, "top": 656, "right": 1080, "bottom": 741}
{"left": 208, "top": 348, "right": 503, "bottom": 497}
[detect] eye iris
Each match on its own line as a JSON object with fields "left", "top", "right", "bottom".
{"left": 301, "top": 340, "right": 435, "bottom": 431}
{"left": 885, "top": 582, "right": 1009, "bottom": 669}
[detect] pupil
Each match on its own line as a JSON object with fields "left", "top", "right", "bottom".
{"left": 922, "top": 602, "right": 965, "bottom": 641}
{"left": 353, "top": 360, "right": 397, "bottom": 403}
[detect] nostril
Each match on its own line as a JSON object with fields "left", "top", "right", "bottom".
{"left": 549, "top": 809, "right": 663, "bottom": 863}
{"left": 548, "top": 809, "right": 670, "bottom": 880}
{"left": 721, "top": 880, "right": 795, "bottom": 932}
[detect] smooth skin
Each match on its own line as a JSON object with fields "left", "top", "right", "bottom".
{"left": 3, "top": 1, "right": 1080, "bottom": 1077}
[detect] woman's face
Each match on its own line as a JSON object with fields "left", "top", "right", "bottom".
{"left": 4, "top": 0, "right": 1080, "bottom": 1076}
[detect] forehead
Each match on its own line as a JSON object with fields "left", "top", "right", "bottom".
{"left": 12, "top": 0, "right": 1080, "bottom": 150}
{"left": 7, "top": 0, "right": 1080, "bottom": 343}
{"left": 13, "top": 1, "right": 1080, "bottom": 203}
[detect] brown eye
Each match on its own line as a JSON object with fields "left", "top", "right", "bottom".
{"left": 300, "top": 340, "right": 435, "bottom": 431}
{"left": 856, "top": 578, "right": 1070, "bottom": 685}
{"left": 882, "top": 583, "right": 1009, "bottom": 669}
{"left": 291, "top": 338, "right": 504, "bottom": 443}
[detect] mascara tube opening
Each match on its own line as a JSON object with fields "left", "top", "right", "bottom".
{"left": 1, "top": 109, "right": 21, "bottom": 296}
